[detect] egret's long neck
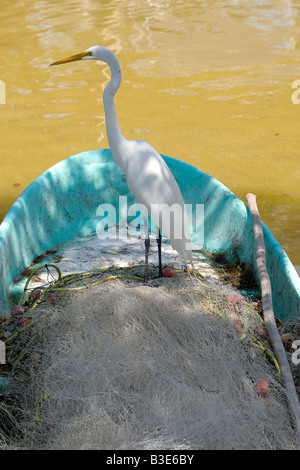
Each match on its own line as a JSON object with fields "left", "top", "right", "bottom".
{"left": 100, "top": 49, "right": 127, "bottom": 170}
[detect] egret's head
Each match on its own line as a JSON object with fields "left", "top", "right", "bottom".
{"left": 50, "top": 46, "right": 121, "bottom": 87}
{"left": 50, "top": 47, "right": 97, "bottom": 66}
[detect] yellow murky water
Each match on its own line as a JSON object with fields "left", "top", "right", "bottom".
{"left": 0, "top": 0, "right": 299, "bottom": 265}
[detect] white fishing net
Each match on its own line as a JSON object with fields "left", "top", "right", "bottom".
{"left": 2, "top": 271, "right": 298, "bottom": 450}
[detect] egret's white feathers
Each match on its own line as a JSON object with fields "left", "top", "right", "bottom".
{"left": 88, "top": 46, "right": 193, "bottom": 264}
{"left": 53, "top": 46, "right": 193, "bottom": 266}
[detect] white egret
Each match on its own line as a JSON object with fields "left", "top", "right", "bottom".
{"left": 50, "top": 46, "right": 193, "bottom": 281}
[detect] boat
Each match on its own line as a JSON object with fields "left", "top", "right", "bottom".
{"left": 0, "top": 148, "right": 299, "bottom": 321}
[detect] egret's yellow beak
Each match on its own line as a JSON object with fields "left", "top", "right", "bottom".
{"left": 50, "top": 51, "right": 92, "bottom": 66}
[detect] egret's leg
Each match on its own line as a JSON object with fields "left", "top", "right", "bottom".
{"left": 145, "top": 237, "right": 150, "bottom": 283}
{"left": 143, "top": 212, "right": 150, "bottom": 283}
{"left": 156, "top": 227, "right": 163, "bottom": 277}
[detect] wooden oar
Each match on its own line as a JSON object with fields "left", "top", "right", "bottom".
{"left": 246, "top": 193, "right": 300, "bottom": 447}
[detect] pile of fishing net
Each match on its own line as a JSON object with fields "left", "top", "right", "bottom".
{"left": 1, "top": 265, "right": 299, "bottom": 450}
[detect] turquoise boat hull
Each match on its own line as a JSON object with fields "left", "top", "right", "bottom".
{"left": 0, "top": 149, "right": 299, "bottom": 321}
